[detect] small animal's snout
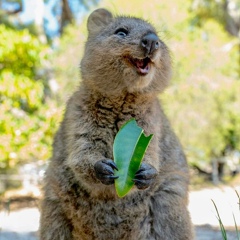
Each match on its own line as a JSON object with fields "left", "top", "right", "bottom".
{"left": 141, "top": 33, "right": 160, "bottom": 56}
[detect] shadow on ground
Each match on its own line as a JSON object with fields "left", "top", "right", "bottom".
{"left": 195, "top": 225, "right": 238, "bottom": 240}
{"left": 0, "top": 231, "right": 38, "bottom": 240}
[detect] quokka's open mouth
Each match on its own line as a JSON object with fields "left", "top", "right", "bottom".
{"left": 125, "top": 56, "right": 152, "bottom": 76}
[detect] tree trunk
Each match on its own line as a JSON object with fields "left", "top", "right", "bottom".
{"left": 212, "top": 159, "right": 219, "bottom": 184}
{"left": 223, "top": 0, "right": 239, "bottom": 37}
{"left": 60, "top": 0, "right": 73, "bottom": 34}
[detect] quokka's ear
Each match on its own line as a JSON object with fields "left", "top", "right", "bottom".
{"left": 87, "top": 8, "right": 113, "bottom": 36}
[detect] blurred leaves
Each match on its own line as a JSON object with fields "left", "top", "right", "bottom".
{"left": 0, "top": 25, "right": 62, "bottom": 172}
{"left": 162, "top": 77, "right": 240, "bottom": 165}
{"left": 190, "top": 0, "right": 240, "bottom": 37}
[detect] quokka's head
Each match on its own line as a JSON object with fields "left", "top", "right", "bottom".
{"left": 81, "top": 8, "right": 172, "bottom": 95}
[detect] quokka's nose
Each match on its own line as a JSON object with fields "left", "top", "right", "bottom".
{"left": 141, "top": 33, "right": 160, "bottom": 56}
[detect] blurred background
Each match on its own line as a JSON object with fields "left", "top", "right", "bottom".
{"left": 0, "top": 0, "right": 239, "bottom": 239}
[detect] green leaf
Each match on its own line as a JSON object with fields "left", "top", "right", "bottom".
{"left": 212, "top": 200, "right": 228, "bottom": 240}
{"left": 113, "top": 119, "right": 153, "bottom": 198}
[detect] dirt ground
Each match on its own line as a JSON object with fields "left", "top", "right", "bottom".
{"left": 0, "top": 186, "right": 239, "bottom": 240}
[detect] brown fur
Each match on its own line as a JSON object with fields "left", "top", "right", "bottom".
{"left": 40, "top": 8, "right": 193, "bottom": 240}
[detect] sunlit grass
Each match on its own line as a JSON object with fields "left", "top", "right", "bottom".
{"left": 212, "top": 191, "right": 240, "bottom": 240}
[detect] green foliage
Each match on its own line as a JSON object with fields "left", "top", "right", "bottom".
{"left": 161, "top": 17, "right": 240, "bottom": 166}
{"left": 162, "top": 77, "right": 240, "bottom": 165}
{"left": 0, "top": 25, "right": 62, "bottom": 172}
{"left": 0, "top": 26, "right": 45, "bottom": 77}
{"left": 50, "top": 23, "right": 88, "bottom": 103}
{"left": 189, "top": 0, "right": 240, "bottom": 37}
{"left": 190, "top": 0, "right": 227, "bottom": 25}
{"left": 113, "top": 119, "right": 153, "bottom": 197}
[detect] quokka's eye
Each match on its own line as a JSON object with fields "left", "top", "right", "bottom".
{"left": 114, "top": 28, "right": 129, "bottom": 37}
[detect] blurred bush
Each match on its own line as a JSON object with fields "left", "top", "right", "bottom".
{"left": 161, "top": 16, "right": 240, "bottom": 169}
{"left": 0, "top": 25, "right": 62, "bottom": 173}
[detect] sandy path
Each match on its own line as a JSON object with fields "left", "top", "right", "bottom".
{"left": 189, "top": 186, "right": 240, "bottom": 227}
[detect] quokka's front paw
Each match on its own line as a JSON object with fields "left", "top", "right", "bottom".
{"left": 133, "top": 163, "right": 158, "bottom": 190}
{"left": 94, "top": 159, "right": 119, "bottom": 185}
